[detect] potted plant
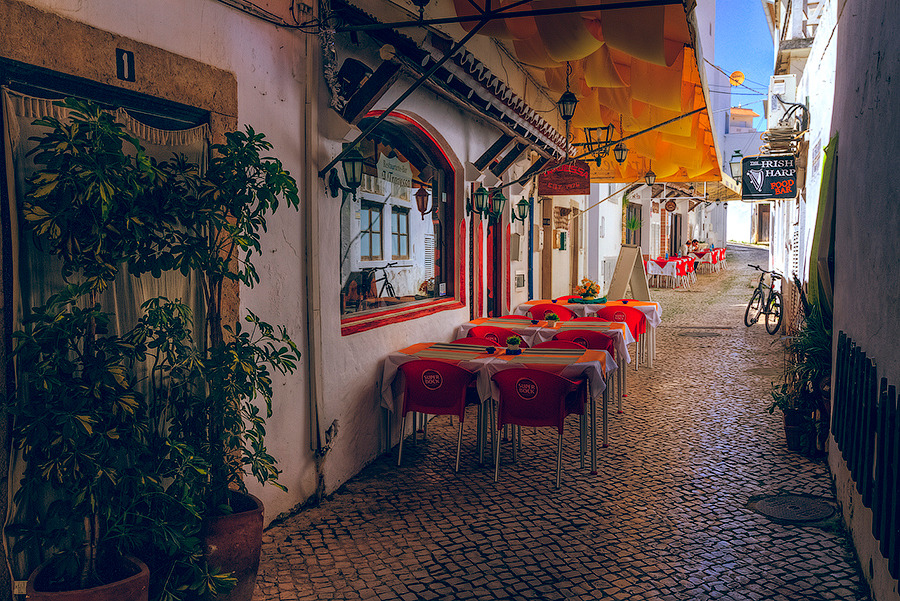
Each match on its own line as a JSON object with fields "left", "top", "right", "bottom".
{"left": 574, "top": 278, "right": 601, "bottom": 300}
{"left": 6, "top": 99, "right": 160, "bottom": 599}
{"left": 767, "top": 382, "right": 817, "bottom": 454}
{"left": 12, "top": 98, "right": 302, "bottom": 601}
{"left": 544, "top": 312, "right": 560, "bottom": 322}
{"left": 505, "top": 336, "right": 522, "bottom": 355}
{"left": 767, "top": 303, "right": 832, "bottom": 455}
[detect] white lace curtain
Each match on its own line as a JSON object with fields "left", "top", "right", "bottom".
{"left": 2, "top": 87, "right": 210, "bottom": 579}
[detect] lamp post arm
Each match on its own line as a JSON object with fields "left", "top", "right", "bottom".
{"left": 318, "top": 18, "right": 489, "bottom": 179}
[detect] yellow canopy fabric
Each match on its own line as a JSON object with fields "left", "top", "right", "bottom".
{"left": 453, "top": 1, "right": 721, "bottom": 183}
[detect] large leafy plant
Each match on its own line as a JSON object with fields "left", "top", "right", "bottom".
{"left": 8, "top": 97, "right": 301, "bottom": 600}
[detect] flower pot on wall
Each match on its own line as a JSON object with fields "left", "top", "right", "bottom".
{"left": 26, "top": 556, "right": 149, "bottom": 601}
{"left": 203, "top": 492, "right": 265, "bottom": 601}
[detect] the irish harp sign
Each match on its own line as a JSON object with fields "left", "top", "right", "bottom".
{"left": 740, "top": 155, "right": 797, "bottom": 201}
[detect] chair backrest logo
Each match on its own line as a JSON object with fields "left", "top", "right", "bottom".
{"left": 422, "top": 369, "right": 443, "bottom": 390}
{"left": 614, "top": 311, "right": 627, "bottom": 322}
{"left": 486, "top": 333, "right": 500, "bottom": 344}
{"left": 574, "top": 337, "right": 588, "bottom": 347}
{"left": 516, "top": 378, "right": 538, "bottom": 399}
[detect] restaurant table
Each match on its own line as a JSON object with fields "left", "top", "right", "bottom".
{"left": 454, "top": 316, "right": 548, "bottom": 347}
{"left": 380, "top": 341, "right": 497, "bottom": 461}
{"left": 470, "top": 346, "right": 611, "bottom": 475}
{"left": 512, "top": 298, "right": 596, "bottom": 318}
{"left": 515, "top": 298, "right": 661, "bottom": 367}
{"left": 645, "top": 257, "right": 691, "bottom": 288}
{"left": 381, "top": 342, "right": 614, "bottom": 474}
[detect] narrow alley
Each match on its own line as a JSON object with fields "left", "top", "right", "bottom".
{"left": 253, "top": 245, "right": 868, "bottom": 601}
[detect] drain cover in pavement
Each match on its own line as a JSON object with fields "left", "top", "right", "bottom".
{"left": 678, "top": 331, "right": 721, "bottom": 337}
{"left": 753, "top": 495, "right": 834, "bottom": 522}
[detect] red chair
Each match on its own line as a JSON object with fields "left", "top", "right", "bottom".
{"left": 491, "top": 368, "right": 581, "bottom": 488}
{"left": 592, "top": 306, "right": 647, "bottom": 341}
{"left": 552, "top": 330, "right": 615, "bottom": 356}
{"left": 396, "top": 359, "right": 477, "bottom": 471}
{"left": 526, "top": 303, "right": 578, "bottom": 321}
{"left": 498, "top": 314, "right": 531, "bottom": 320}
{"left": 452, "top": 336, "right": 498, "bottom": 347}
{"left": 592, "top": 306, "right": 647, "bottom": 369}
{"left": 469, "top": 325, "right": 529, "bottom": 347}
{"left": 531, "top": 339, "right": 591, "bottom": 449}
{"left": 532, "top": 340, "right": 586, "bottom": 350}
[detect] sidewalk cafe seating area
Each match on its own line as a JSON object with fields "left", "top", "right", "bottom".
{"left": 379, "top": 294, "right": 669, "bottom": 485}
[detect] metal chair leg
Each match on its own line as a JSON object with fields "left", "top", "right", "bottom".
{"left": 512, "top": 425, "right": 518, "bottom": 463}
{"left": 555, "top": 432, "right": 563, "bottom": 488}
{"left": 397, "top": 412, "right": 410, "bottom": 466}
{"left": 493, "top": 423, "right": 501, "bottom": 482}
{"left": 455, "top": 419, "right": 463, "bottom": 472}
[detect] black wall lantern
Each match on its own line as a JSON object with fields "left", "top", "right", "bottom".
{"left": 328, "top": 146, "right": 365, "bottom": 200}
{"left": 487, "top": 188, "right": 507, "bottom": 221}
{"left": 512, "top": 197, "right": 531, "bottom": 223}
{"left": 729, "top": 150, "right": 744, "bottom": 179}
{"left": 415, "top": 187, "right": 431, "bottom": 219}
{"left": 466, "top": 185, "right": 489, "bottom": 217}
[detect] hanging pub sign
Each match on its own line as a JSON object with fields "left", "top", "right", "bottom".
{"left": 538, "top": 160, "right": 590, "bottom": 196}
{"left": 741, "top": 154, "right": 797, "bottom": 200}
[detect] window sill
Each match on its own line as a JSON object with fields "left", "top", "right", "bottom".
{"left": 340, "top": 297, "right": 464, "bottom": 336}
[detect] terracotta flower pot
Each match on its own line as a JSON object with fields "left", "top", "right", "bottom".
{"left": 203, "top": 492, "right": 264, "bottom": 601}
{"left": 26, "top": 556, "right": 149, "bottom": 601}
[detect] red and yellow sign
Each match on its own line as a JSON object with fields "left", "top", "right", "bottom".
{"left": 538, "top": 160, "right": 591, "bottom": 196}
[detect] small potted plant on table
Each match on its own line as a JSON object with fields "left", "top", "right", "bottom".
{"left": 544, "top": 312, "right": 560, "bottom": 323}
{"left": 506, "top": 336, "right": 523, "bottom": 355}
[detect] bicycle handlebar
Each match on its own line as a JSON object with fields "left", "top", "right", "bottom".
{"left": 748, "top": 264, "right": 783, "bottom": 279}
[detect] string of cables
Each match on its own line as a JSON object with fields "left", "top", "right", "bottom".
{"left": 761, "top": 94, "right": 809, "bottom": 155}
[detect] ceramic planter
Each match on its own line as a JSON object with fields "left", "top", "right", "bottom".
{"left": 26, "top": 556, "right": 149, "bottom": 601}
{"left": 203, "top": 492, "right": 265, "bottom": 601}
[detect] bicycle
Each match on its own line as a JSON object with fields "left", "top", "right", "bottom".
{"left": 361, "top": 262, "right": 398, "bottom": 298}
{"left": 744, "top": 264, "right": 784, "bottom": 334}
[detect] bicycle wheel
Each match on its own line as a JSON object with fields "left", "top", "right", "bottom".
{"left": 765, "top": 291, "right": 784, "bottom": 334}
{"left": 744, "top": 289, "right": 763, "bottom": 326}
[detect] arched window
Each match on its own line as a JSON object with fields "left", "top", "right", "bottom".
{"left": 340, "top": 114, "right": 455, "bottom": 317}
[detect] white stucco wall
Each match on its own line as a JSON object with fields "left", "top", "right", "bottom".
{"left": 829, "top": 0, "right": 900, "bottom": 598}
{"left": 21, "top": 0, "right": 316, "bottom": 521}
{"left": 318, "top": 43, "right": 513, "bottom": 496}
{"left": 585, "top": 183, "right": 626, "bottom": 295}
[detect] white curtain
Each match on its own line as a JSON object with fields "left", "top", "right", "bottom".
{"left": 2, "top": 87, "right": 210, "bottom": 579}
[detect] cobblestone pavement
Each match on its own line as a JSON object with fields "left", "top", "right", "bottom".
{"left": 253, "top": 244, "right": 869, "bottom": 601}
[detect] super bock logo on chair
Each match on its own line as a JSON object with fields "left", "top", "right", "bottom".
{"left": 515, "top": 378, "right": 538, "bottom": 400}
{"left": 614, "top": 311, "right": 627, "bottom": 322}
{"left": 422, "top": 370, "right": 443, "bottom": 390}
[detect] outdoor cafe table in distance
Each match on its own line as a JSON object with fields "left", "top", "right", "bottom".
{"left": 456, "top": 317, "right": 633, "bottom": 363}
{"left": 514, "top": 299, "right": 661, "bottom": 366}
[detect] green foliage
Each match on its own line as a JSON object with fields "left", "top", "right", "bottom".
{"left": 625, "top": 216, "right": 642, "bottom": 231}
{"left": 23, "top": 98, "right": 161, "bottom": 295}
{"left": 7, "top": 288, "right": 146, "bottom": 589}
{"left": 767, "top": 303, "right": 832, "bottom": 453}
{"left": 9, "top": 98, "right": 301, "bottom": 600}
{"left": 506, "top": 336, "right": 521, "bottom": 346}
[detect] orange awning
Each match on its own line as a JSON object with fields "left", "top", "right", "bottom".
{"left": 452, "top": 0, "right": 722, "bottom": 183}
